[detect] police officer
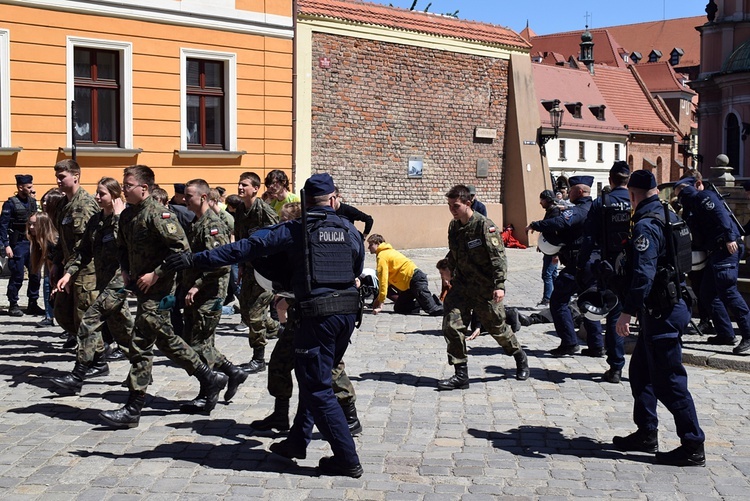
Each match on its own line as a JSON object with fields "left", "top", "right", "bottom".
{"left": 527, "top": 175, "right": 603, "bottom": 357}
{"left": 613, "top": 169, "right": 705, "bottom": 467}
{"left": 438, "top": 184, "right": 529, "bottom": 390}
{"left": 164, "top": 172, "right": 365, "bottom": 478}
{"left": 0, "top": 174, "right": 42, "bottom": 317}
{"left": 577, "top": 162, "right": 631, "bottom": 382}
{"left": 675, "top": 177, "right": 750, "bottom": 355}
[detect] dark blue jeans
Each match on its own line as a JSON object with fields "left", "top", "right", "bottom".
{"left": 288, "top": 313, "right": 359, "bottom": 466}
{"left": 541, "top": 254, "right": 558, "bottom": 302}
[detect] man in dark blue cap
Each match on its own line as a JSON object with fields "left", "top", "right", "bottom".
{"left": 613, "top": 169, "right": 705, "bottom": 466}
{"left": 577, "top": 161, "right": 632, "bottom": 382}
{"left": 164, "top": 172, "right": 365, "bottom": 478}
{"left": 675, "top": 175, "right": 750, "bottom": 355}
{"left": 0, "top": 174, "right": 41, "bottom": 317}
{"left": 527, "top": 174, "right": 603, "bottom": 357}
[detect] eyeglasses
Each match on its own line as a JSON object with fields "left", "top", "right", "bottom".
{"left": 122, "top": 183, "right": 141, "bottom": 190}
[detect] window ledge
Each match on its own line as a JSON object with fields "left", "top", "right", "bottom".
{"left": 59, "top": 147, "right": 143, "bottom": 158}
{"left": 0, "top": 147, "right": 22, "bottom": 156}
{"left": 174, "top": 150, "right": 246, "bottom": 159}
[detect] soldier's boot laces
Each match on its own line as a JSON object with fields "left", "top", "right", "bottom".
{"left": 250, "top": 398, "right": 290, "bottom": 431}
{"left": 50, "top": 361, "right": 88, "bottom": 394}
{"left": 100, "top": 391, "right": 146, "bottom": 429}
{"left": 194, "top": 363, "right": 228, "bottom": 414}
{"left": 219, "top": 360, "right": 248, "bottom": 402}
{"left": 340, "top": 400, "right": 363, "bottom": 436}
{"left": 437, "top": 363, "right": 469, "bottom": 391}
{"left": 514, "top": 349, "right": 530, "bottom": 381}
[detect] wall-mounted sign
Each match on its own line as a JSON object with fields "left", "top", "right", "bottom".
{"left": 319, "top": 57, "right": 331, "bottom": 69}
{"left": 474, "top": 127, "right": 497, "bottom": 139}
{"left": 408, "top": 157, "right": 423, "bottom": 178}
{"left": 476, "top": 159, "right": 489, "bottom": 178}
{"left": 523, "top": 140, "right": 537, "bottom": 145}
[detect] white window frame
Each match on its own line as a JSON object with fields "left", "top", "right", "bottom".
{"left": 180, "top": 48, "right": 237, "bottom": 151}
{"left": 0, "top": 29, "right": 11, "bottom": 147}
{"left": 66, "top": 37, "right": 133, "bottom": 149}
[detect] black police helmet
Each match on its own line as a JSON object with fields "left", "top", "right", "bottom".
{"left": 577, "top": 287, "right": 618, "bottom": 321}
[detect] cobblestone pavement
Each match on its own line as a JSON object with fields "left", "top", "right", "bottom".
{"left": 0, "top": 247, "right": 749, "bottom": 500}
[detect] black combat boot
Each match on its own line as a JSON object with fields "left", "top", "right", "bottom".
{"left": 85, "top": 351, "right": 110, "bottom": 378}
{"left": 8, "top": 304, "right": 23, "bottom": 317}
{"left": 656, "top": 443, "right": 705, "bottom": 466}
{"left": 437, "top": 363, "right": 469, "bottom": 390}
{"left": 25, "top": 300, "right": 45, "bottom": 316}
{"left": 193, "top": 363, "right": 228, "bottom": 413}
{"left": 218, "top": 359, "right": 248, "bottom": 401}
{"left": 240, "top": 346, "right": 266, "bottom": 374}
{"left": 514, "top": 349, "right": 530, "bottom": 381}
{"left": 49, "top": 361, "right": 88, "bottom": 394}
{"left": 250, "top": 398, "right": 290, "bottom": 431}
{"left": 100, "top": 391, "right": 146, "bottom": 428}
{"left": 612, "top": 429, "right": 658, "bottom": 453}
{"left": 340, "top": 400, "right": 363, "bottom": 436}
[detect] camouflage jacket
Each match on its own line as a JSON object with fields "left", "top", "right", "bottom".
{"left": 57, "top": 187, "right": 100, "bottom": 278}
{"left": 182, "top": 209, "right": 231, "bottom": 299}
{"left": 66, "top": 211, "right": 123, "bottom": 291}
{"left": 234, "top": 197, "right": 278, "bottom": 241}
{"left": 447, "top": 211, "right": 507, "bottom": 297}
{"left": 118, "top": 195, "right": 189, "bottom": 298}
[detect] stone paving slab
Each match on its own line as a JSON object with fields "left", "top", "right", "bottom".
{"left": 0, "top": 247, "right": 748, "bottom": 499}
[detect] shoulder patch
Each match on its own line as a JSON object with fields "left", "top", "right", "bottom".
{"left": 161, "top": 212, "right": 171, "bottom": 219}
{"left": 490, "top": 236, "right": 500, "bottom": 247}
{"left": 210, "top": 228, "right": 219, "bottom": 236}
{"left": 634, "top": 234, "right": 649, "bottom": 252}
{"left": 166, "top": 222, "right": 177, "bottom": 234}
{"left": 488, "top": 225, "right": 496, "bottom": 233}
{"left": 700, "top": 197, "right": 715, "bottom": 211}
{"left": 562, "top": 210, "right": 573, "bottom": 220}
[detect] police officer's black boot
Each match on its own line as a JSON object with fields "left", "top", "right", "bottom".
{"left": 193, "top": 363, "right": 228, "bottom": 413}
{"left": 85, "top": 351, "right": 110, "bottom": 379}
{"left": 340, "top": 400, "right": 363, "bottom": 436}
{"left": 513, "top": 349, "right": 530, "bottom": 381}
{"left": 49, "top": 361, "right": 88, "bottom": 394}
{"left": 250, "top": 398, "right": 290, "bottom": 431}
{"left": 437, "top": 363, "right": 469, "bottom": 390}
{"left": 100, "top": 390, "right": 146, "bottom": 428}
{"left": 240, "top": 346, "right": 266, "bottom": 374}
{"left": 612, "top": 429, "right": 658, "bottom": 453}
{"left": 218, "top": 360, "right": 248, "bottom": 401}
{"left": 8, "top": 303, "right": 23, "bottom": 317}
{"left": 25, "top": 300, "right": 45, "bottom": 316}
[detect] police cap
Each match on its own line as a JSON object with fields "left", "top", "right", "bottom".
{"left": 540, "top": 189, "right": 555, "bottom": 201}
{"left": 627, "top": 170, "right": 657, "bottom": 190}
{"left": 173, "top": 183, "right": 185, "bottom": 195}
{"left": 15, "top": 174, "right": 33, "bottom": 185}
{"left": 569, "top": 175, "right": 594, "bottom": 187}
{"left": 673, "top": 177, "right": 696, "bottom": 190}
{"left": 609, "top": 161, "right": 630, "bottom": 177}
{"left": 304, "top": 173, "right": 336, "bottom": 198}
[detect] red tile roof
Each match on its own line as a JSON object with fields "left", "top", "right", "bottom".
{"left": 298, "top": 0, "right": 531, "bottom": 50}
{"left": 634, "top": 62, "right": 696, "bottom": 95}
{"left": 533, "top": 64, "right": 627, "bottom": 135}
{"left": 590, "top": 65, "right": 675, "bottom": 135}
{"left": 530, "top": 29, "right": 628, "bottom": 68}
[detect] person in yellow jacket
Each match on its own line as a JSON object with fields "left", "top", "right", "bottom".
{"left": 366, "top": 234, "right": 443, "bottom": 316}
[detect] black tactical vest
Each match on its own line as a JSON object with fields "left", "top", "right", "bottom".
{"left": 308, "top": 213, "right": 354, "bottom": 288}
{"left": 9, "top": 196, "right": 37, "bottom": 243}
{"left": 600, "top": 192, "right": 631, "bottom": 262}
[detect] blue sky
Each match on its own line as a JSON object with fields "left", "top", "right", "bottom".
{"left": 371, "top": 0, "right": 709, "bottom": 35}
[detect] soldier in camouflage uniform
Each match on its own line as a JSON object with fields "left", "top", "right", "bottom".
{"left": 179, "top": 179, "right": 248, "bottom": 413}
{"left": 98, "top": 165, "right": 227, "bottom": 429}
{"left": 52, "top": 160, "right": 100, "bottom": 347}
{"left": 50, "top": 177, "right": 134, "bottom": 394}
{"left": 438, "top": 184, "right": 530, "bottom": 390}
{"left": 234, "top": 172, "right": 280, "bottom": 373}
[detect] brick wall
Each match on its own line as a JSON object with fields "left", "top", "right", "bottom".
{"left": 627, "top": 139, "right": 676, "bottom": 184}
{"left": 309, "top": 33, "right": 510, "bottom": 206}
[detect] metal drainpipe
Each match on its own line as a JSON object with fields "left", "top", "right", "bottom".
{"left": 292, "top": 0, "right": 298, "bottom": 189}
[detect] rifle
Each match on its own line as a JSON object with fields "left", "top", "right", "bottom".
{"left": 704, "top": 181, "right": 746, "bottom": 236}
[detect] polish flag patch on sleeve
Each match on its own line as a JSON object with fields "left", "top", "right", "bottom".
{"left": 161, "top": 212, "right": 171, "bottom": 219}
{"left": 488, "top": 226, "right": 496, "bottom": 233}
{"left": 210, "top": 228, "right": 219, "bottom": 236}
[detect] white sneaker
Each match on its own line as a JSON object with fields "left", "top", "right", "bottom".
{"left": 234, "top": 322, "right": 249, "bottom": 333}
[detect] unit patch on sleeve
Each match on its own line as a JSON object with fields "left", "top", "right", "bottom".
{"left": 634, "top": 234, "right": 649, "bottom": 252}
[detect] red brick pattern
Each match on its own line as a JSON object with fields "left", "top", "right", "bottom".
{"left": 309, "top": 33, "right": 510, "bottom": 205}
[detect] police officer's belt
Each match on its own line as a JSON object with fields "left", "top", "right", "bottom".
{"left": 298, "top": 290, "right": 360, "bottom": 317}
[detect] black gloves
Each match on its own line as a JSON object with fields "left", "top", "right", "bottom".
{"left": 164, "top": 251, "right": 194, "bottom": 273}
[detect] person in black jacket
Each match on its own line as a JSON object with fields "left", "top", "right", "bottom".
{"left": 334, "top": 186, "right": 373, "bottom": 239}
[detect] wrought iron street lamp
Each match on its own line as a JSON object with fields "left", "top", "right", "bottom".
{"left": 539, "top": 99, "right": 564, "bottom": 149}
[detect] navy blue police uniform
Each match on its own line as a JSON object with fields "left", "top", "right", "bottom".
{"left": 529, "top": 175, "right": 603, "bottom": 356}
{"left": 677, "top": 180, "right": 750, "bottom": 352}
{"left": 166, "top": 173, "right": 365, "bottom": 477}
{"left": 613, "top": 170, "right": 705, "bottom": 466}
{"left": 0, "top": 174, "right": 41, "bottom": 314}
{"left": 577, "top": 162, "right": 631, "bottom": 375}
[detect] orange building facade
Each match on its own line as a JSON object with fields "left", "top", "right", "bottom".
{"left": 0, "top": 0, "right": 293, "bottom": 199}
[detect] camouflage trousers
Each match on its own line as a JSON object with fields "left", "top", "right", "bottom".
{"left": 77, "top": 288, "right": 134, "bottom": 364}
{"left": 127, "top": 297, "right": 203, "bottom": 392}
{"left": 182, "top": 296, "right": 226, "bottom": 369}
{"left": 442, "top": 285, "right": 520, "bottom": 365}
{"left": 268, "top": 306, "right": 355, "bottom": 404}
{"left": 239, "top": 268, "right": 279, "bottom": 348}
{"left": 54, "top": 273, "right": 97, "bottom": 335}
